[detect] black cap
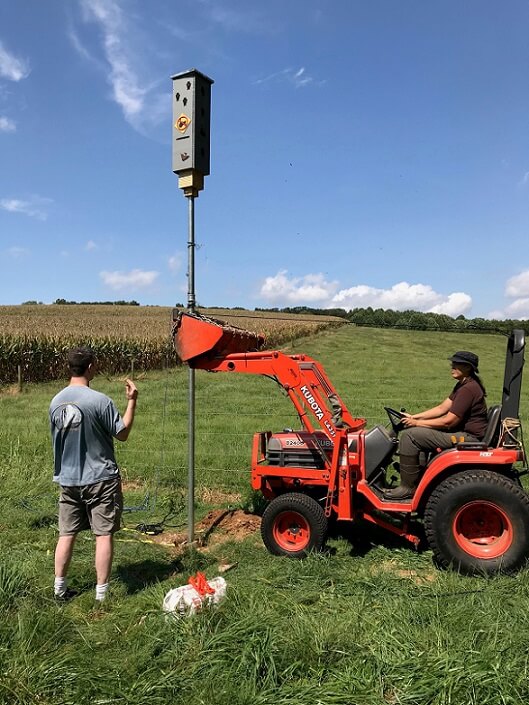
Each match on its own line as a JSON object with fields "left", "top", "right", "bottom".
{"left": 449, "top": 351, "right": 479, "bottom": 372}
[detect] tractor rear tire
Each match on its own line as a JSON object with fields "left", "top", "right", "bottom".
{"left": 424, "top": 470, "right": 529, "bottom": 575}
{"left": 261, "top": 493, "right": 328, "bottom": 559}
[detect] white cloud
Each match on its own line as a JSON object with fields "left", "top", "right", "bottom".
{"left": 487, "top": 269, "right": 529, "bottom": 319}
{"left": 100, "top": 268, "right": 159, "bottom": 291}
{"left": 332, "top": 281, "right": 472, "bottom": 316}
{"left": 254, "top": 67, "right": 319, "bottom": 89}
{"left": 504, "top": 298, "right": 529, "bottom": 319}
{"left": 505, "top": 270, "right": 529, "bottom": 298}
{"left": 168, "top": 253, "right": 183, "bottom": 272}
{"left": 427, "top": 293, "right": 473, "bottom": 317}
{"left": 85, "top": 240, "right": 98, "bottom": 251}
{"left": 0, "top": 196, "right": 52, "bottom": 220}
{"left": 0, "top": 116, "right": 16, "bottom": 132}
{"left": 0, "top": 41, "right": 30, "bottom": 81}
{"left": 7, "top": 246, "right": 30, "bottom": 258}
{"left": 260, "top": 270, "right": 339, "bottom": 303}
{"left": 260, "top": 271, "right": 472, "bottom": 317}
{"left": 519, "top": 171, "right": 529, "bottom": 187}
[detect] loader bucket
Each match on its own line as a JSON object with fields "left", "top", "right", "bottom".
{"left": 172, "top": 310, "right": 264, "bottom": 364}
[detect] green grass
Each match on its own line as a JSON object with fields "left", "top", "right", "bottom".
{"left": 1, "top": 325, "right": 529, "bottom": 704}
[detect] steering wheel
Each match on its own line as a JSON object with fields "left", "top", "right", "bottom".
{"left": 384, "top": 406, "right": 406, "bottom": 434}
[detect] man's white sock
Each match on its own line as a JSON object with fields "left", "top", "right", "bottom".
{"left": 95, "top": 582, "right": 109, "bottom": 601}
{"left": 54, "top": 576, "right": 67, "bottom": 596}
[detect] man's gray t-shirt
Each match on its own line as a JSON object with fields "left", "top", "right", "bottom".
{"left": 50, "top": 386, "right": 125, "bottom": 486}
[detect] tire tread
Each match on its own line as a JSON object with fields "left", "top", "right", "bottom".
{"left": 261, "top": 492, "right": 328, "bottom": 558}
{"left": 424, "top": 470, "right": 529, "bottom": 574}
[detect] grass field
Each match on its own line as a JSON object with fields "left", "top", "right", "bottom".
{"left": 1, "top": 325, "right": 529, "bottom": 704}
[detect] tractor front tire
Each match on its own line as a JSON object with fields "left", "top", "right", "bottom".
{"left": 424, "top": 470, "right": 529, "bottom": 575}
{"left": 261, "top": 493, "right": 328, "bottom": 559}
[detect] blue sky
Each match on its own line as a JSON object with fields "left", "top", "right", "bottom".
{"left": 1, "top": 0, "right": 529, "bottom": 318}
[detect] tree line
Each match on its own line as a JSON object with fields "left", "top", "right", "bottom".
{"left": 255, "top": 306, "right": 528, "bottom": 335}
{"left": 20, "top": 299, "right": 141, "bottom": 306}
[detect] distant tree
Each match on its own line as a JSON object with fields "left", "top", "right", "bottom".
{"left": 53, "top": 298, "right": 140, "bottom": 306}
{"left": 423, "top": 313, "right": 440, "bottom": 330}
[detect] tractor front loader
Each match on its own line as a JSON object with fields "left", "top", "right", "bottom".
{"left": 173, "top": 311, "right": 529, "bottom": 575}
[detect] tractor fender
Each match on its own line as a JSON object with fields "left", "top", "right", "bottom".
{"left": 410, "top": 447, "right": 520, "bottom": 512}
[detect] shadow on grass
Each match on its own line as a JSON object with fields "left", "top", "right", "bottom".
{"left": 328, "top": 519, "right": 424, "bottom": 558}
{"left": 115, "top": 546, "right": 219, "bottom": 594}
{"left": 28, "top": 514, "right": 57, "bottom": 529}
{"left": 116, "top": 558, "right": 184, "bottom": 595}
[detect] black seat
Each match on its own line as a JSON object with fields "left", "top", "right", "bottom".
{"left": 455, "top": 404, "right": 502, "bottom": 451}
{"left": 482, "top": 405, "right": 502, "bottom": 447}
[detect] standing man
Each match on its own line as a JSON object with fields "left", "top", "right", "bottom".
{"left": 50, "top": 347, "right": 138, "bottom": 602}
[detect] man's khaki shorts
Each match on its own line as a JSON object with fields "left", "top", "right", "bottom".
{"left": 58, "top": 477, "right": 123, "bottom": 536}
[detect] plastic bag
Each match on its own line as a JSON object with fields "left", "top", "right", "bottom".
{"left": 163, "top": 571, "right": 227, "bottom": 617}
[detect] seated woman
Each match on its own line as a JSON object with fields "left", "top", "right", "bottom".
{"left": 384, "top": 350, "right": 488, "bottom": 499}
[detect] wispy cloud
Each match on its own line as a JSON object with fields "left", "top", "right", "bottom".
{"left": 81, "top": 0, "right": 145, "bottom": 117}
{"left": 199, "top": 1, "right": 277, "bottom": 34}
{"left": 0, "top": 196, "right": 53, "bottom": 220}
{"left": 260, "top": 270, "right": 473, "bottom": 317}
{"left": 77, "top": 0, "right": 167, "bottom": 134}
{"left": 85, "top": 239, "right": 98, "bottom": 251}
{"left": 0, "top": 116, "right": 16, "bottom": 132}
{"left": 0, "top": 40, "right": 30, "bottom": 81}
{"left": 100, "top": 268, "right": 159, "bottom": 291}
{"left": 519, "top": 171, "right": 529, "bottom": 187}
{"left": 168, "top": 253, "right": 183, "bottom": 272}
{"left": 7, "top": 246, "right": 30, "bottom": 258}
{"left": 67, "top": 25, "right": 103, "bottom": 67}
{"left": 254, "top": 66, "right": 320, "bottom": 89}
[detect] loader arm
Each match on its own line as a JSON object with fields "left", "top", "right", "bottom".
{"left": 172, "top": 311, "right": 366, "bottom": 440}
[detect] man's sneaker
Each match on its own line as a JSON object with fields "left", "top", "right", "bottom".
{"left": 54, "top": 588, "right": 78, "bottom": 603}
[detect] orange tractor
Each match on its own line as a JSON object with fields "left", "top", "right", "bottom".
{"left": 173, "top": 311, "right": 529, "bottom": 575}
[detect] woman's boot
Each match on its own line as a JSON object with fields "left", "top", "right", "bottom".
{"left": 383, "top": 456, "right": 422, "bottom": 499}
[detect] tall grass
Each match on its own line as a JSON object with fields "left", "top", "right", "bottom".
{"left": 0, "top": 325, "right": 528, "bottom": 704}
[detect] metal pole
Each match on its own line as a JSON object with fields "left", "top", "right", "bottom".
{"left": 187, "top": 194, "right": 196, "bottom": 543}
{"left": 187, "top": 195, "right": 196, "bottom": 313}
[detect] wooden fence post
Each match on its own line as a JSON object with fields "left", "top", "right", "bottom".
{"left": 130, "top": 359, "right": 135, "bottom": 380}
{"left": 17, "top": 365, "right": 22, "bottom": 392}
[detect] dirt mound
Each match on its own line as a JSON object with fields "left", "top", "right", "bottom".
{"left": 152, "top": 509, "right": 261, "bottom": 550}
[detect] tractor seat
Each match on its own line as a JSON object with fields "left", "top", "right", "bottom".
{"left": 456, "top": 404, "right": 502, "bottom": 451}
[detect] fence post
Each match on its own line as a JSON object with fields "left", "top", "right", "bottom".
{"left": 17, "top": 365, "right": 22, "bottom": 392}
{"left": 130, "top": 359, "right": 135, "bottom": 380}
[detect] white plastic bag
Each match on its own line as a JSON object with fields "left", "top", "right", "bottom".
{"left": 163, "top": 572, "right": 227, "bottom": 617}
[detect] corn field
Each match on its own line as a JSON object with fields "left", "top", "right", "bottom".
{"left": 0, "top": 305, "right": 344, "bottom": 384}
